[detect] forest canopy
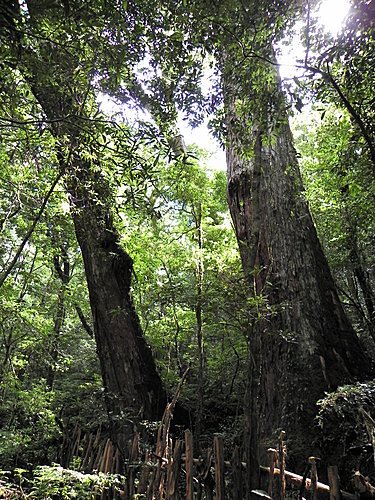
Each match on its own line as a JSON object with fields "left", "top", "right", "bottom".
{"left": 0, "top": 0, "right": 374, "bottom": 497}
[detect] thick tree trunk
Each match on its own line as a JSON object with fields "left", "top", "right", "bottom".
{"left": 52, "top": 147, "right": 166, "bottom": 449}
{"left": 51, "top": 127, "right": 166, "bottom": 450}
{"left": 224, "top": 64, "right": 371, "bottom": 468}
{"left": 7, "top": 0, "right": 167, "bottom": 451}
{"left": 69, "top": 186, "right": 167, "bottom": 425}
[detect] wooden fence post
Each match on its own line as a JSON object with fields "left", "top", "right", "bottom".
{"left": 69, "top": 424, "right": 81, "bottom": 466}
{"left": 137, "top": 450, "right": 151, "bottom": 495}
{"left": 309, "top": 457, "right": 319, "bottom": 500}
{"left": 185, "top": 429, "right": 194, "bottom": 500}
{"left": 87, "top": 427, "right": 102, "bottom": 472}
{"left": 267, "top": 448, "right": 278, "bottom": 498}
{"left": 201, "top": 448, "right": 214, "bottom": 500}
{"left": 352, "top": 471, "right": 375, "bottom": 497}
{"left": 278, "top": 431, "right": 286, "bottom": 500}
{"left": 214, "top": 434, "right": 225, "bottom": 500}
{"left": 166, "top": 439, "right": 183, "bottom": 499}
{"left": 327, "top": 465, "right": 342, "bottom": 500}
{"left": 81, "top": 434, "right": 93, "bottom": 472}
{"left": 113, "top": 448, "right": 121, "bottom": 474}
{"left": 126, "top": 432, "right": 139, "bottom": 498}
{"left": 98, "top": 439, "right": 111, "bottom": 473}
{"left": 93, "top": 440, "right": 104, "bottom": 472}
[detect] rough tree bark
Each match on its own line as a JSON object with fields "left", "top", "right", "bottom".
{"left": 5, "top": 0, "right": 167, "bottom": 451}
{"left": 224, "top": 59, "right": 371, "bottom": 472}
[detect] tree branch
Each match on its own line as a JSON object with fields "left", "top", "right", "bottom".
{"left": 288, "top": 59, "right": 375, "bottom": 167}
{"left": 304, "top": 0, "right": 311, "bottom": 67}
{"left": 75, "top": 304, "right": 94, "bottom": 338}
{"left": 0, "top": 171, "right": 62, "bottom": 288}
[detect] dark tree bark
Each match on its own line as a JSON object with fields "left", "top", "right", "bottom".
{"left": 5, "top": 0, "right": 167, "bottom": 451}
{"left": 43, "top": 92, "right": 166, "bottom": 452}
{"left": 68, "top": 185, "right": 167, "bottom": 425}
{"left": 224, "top": 60, "right": 371, "bottom": 471}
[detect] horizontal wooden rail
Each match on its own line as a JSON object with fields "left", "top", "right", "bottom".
{"left": 175, "top": 454, "right": 356, "bottom": 500}
{"left": 259, "top": 466, "right": 356, "bottom": 500}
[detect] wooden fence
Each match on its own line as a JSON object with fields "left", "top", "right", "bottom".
{"left": 58, "top": 373, "right": 364, "bottom": 498}
{"left": 60, "top": 423, "right": 359, "bottom": 500}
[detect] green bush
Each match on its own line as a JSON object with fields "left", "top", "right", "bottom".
{"left": 29, "top": 464, "right": 125, "bottom": 499}
{"left": 316, "top": 382, "right": 375, "bottom": 486}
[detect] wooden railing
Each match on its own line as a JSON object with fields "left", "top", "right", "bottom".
{"left": 60, "top": 424, "right": 360, "bottom": 499}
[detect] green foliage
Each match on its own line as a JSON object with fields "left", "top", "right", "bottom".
{"left": 317, "top": 382, "right": 375, "bottom": 422}
{"left": 0, "top": 380, "right": 58, "bottom": 467}
{"left": 29, "top": 465, "right": 124, "bottom": 499}
{"left": 293, "top": 105, "right": 375, "bottom": 341}
{"left": 294, "top": 0, "right": 375, "bottom": 169}
{"left": 0, "top": 465, "right": 126, "bottom": 499}
{"left": 295, "top": 108, "right": 369, "bottom": 259}
{"left": 316, "top": 382, "right": 375, "bottom": 483}
{"left": 116, "top": 149, "right": 249, "bottom": 422}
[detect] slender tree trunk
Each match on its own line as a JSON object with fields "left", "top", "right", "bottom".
{"left": 345, "top": 221, "right": 375, "bottom": 340}
{"left": 338, "top": 183, "right": 375, "bottom": 340}
{"left": 224, "top": 58, "right": 371, "bottom": 469}
{"left": 47, "top": 250, "right": 69, "bottom": 389}
{"left": 47, "top": 285, "right": 66, "bottom": 389}
{"left": 194, "top": 204, "right": 205, "bottom": 445}
{"left": 354, "top": 263, "right": 375, "bottom": 336}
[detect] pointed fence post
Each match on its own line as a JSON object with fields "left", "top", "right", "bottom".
{"left": 138, "top": 450, "right": 151, "bottom": 495}
{"left": 88, "top": 427, "right": 102, "bottom": 472}
{"left": 126, "top": 432, "right": 139, "bottom": 498}
{"left": 70, "top": 424, "right": 81, "bottom": 466}
{"left": 166, "top": 439, "right": 183, "bottom": 499}
{"left": 81, "top": 433, "right": 93, "bottom": 472}
{"left": 98, "top": 439, "right": 111, "bottom": 472}
{"left": 202, "top": 448, "right": 215, "bottom": 500}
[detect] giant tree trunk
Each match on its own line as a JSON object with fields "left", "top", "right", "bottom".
{"left": 40, "top": 97, "right": 166, "bottom": 452}
{"left": 69, "top": 175, "right": 167, "bottom": 424}
{"left": 224, "top": 61, "right": 371, "bottom": 469}
{"left": 7, "top": 0, "right": 167, "bottom": 451}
